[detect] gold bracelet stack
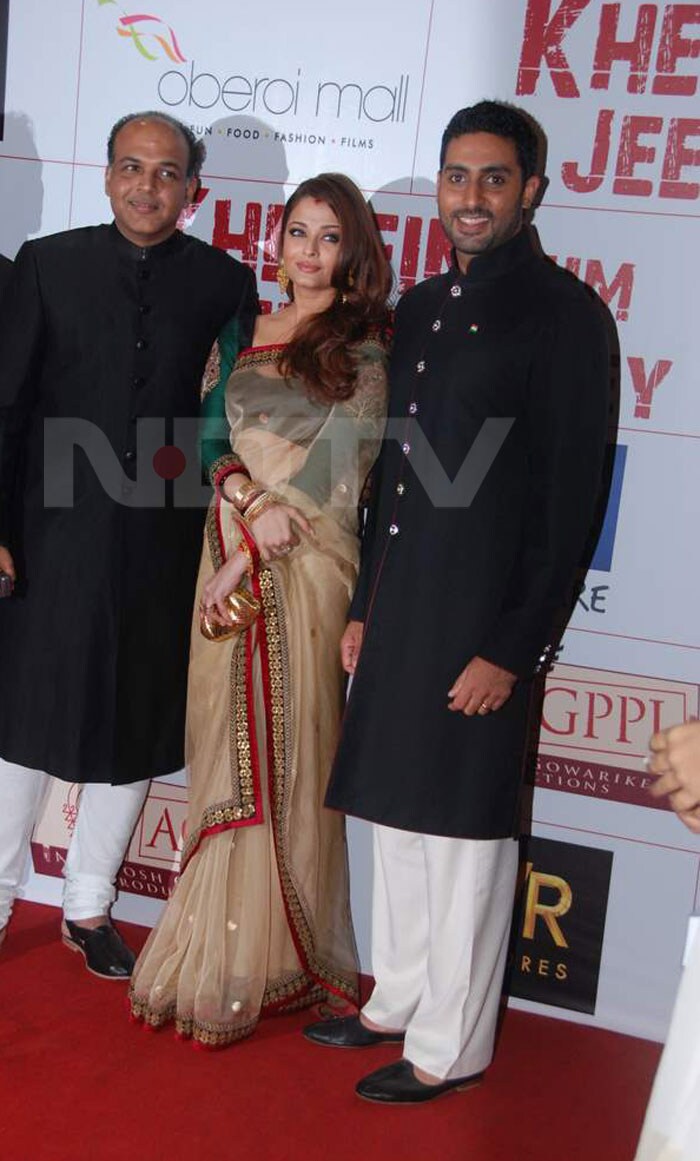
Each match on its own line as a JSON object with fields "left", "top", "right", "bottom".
{"left": 230, "top": 479, "right": 264, "bottom": 511}
{"left": 243, "top": 491, "right": 280, "bottom": 524}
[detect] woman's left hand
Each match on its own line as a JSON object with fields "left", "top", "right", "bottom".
{"left": 200, "top": 550, "right": 251, "bottom": 624}
{"left": 247, "top": 502, "right": 314, "bottom": 563}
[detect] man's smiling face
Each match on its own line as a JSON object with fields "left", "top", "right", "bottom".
{"left": 437, "top": 132, "right": 540, "bottom": 273}
{"left": 105, "top": 118, "right": 197, "bottom": 248}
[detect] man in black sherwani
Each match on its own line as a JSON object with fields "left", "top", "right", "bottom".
{"left": 0, "top": 113, "right": 257, "bottom": 974}
{"left": 305, "top": 102, "right": 611, "bottom": 1102}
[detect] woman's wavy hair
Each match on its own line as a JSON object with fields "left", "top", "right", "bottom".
{"left": 278, "top": 173, "right": 392, "bottom": 403}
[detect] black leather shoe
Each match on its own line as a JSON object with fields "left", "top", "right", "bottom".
{"left": 303, "top": 1015, "right": 405, "bottom": 1048}
{"left": 62, "top": 920, "right": 136, "bottom": 980}
{"left": 355, "top": 1059, "right": 483, "bottom": 1104}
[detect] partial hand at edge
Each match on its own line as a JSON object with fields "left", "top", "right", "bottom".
{"left": 0, "top": 545, "right": 16, "bottom": 582}
{"left": 448, "top": 656, "right": 516, "bottom": 716}
{"left": 648, "top": 720, "right": 700, "bottom": 833}
{"left": 340, "top": 621, "right": 364, "bottom": 676}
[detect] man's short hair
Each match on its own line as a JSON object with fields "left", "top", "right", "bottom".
{"left": 107, "top": 112, "right": 206, "bottom": 179}
{"left": 439, "top": 101, "right": 541, "bottom": 182}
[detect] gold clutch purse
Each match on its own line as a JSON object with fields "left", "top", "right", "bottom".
{"left": 199, "top": 587, "right": 261, "bottom": 643}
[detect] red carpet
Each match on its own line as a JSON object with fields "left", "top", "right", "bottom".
{"left": 1, "top": 901, "right": 660, "bottom": 1161}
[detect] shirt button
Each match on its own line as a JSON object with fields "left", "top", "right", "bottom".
{"left": 402, "top": 442, "right": 410, "bottom": 455}
{"left": 138, "top": 268, "right": 150, "bottom": 281}
{"left": 135, "top": 339, "right": 147, "bottom": 351}
{"left": 132, "top": 376, "right": 145, "bottom": 389}
{"left": 416, "top": 360, "right": 425, "bottom": 373}
{"left": 138, "top": 303, "right": 151, "bottom": 315}
{"left": 432, "top": 320, "right": 441, "bottom": 332}
{"left": 259, "top": 412, "right": 269, "bottom": 424}
{"left": 124, "top": 450, "right": 136, "bottom": 463}
{"left": 337, "top": 483, "right": 348, "bottom": 494}
{"left": 389, "top": 523, "right": 399, "bottom": 536}
{"left": 408, "top": 402, "right": 418, "bottom": 415}
{"left": 396, "top": 483, "right": 405, "bottom": 496}
{"left": 451, "top": 284, "right": 462, "bottom": 297}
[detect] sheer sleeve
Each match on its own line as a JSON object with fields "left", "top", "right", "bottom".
{"left": 288, "top": 338, "right": 388, "bottom": 514}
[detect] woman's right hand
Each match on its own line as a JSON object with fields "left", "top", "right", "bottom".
{"left": 247, "top": 502, "right": 314, "bottom": 563}
{"left": 340, "top": 621, "right": 364, "bottom": 675}
{"left": 200, "top": 550, "right": 251, "bottom": 624}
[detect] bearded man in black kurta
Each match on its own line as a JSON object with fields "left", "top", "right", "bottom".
{"left": 0, "top": 113, "right": 257, "bottom": 974}
{"left": 305, "top": 103, "right": 611, "bottom": 1102}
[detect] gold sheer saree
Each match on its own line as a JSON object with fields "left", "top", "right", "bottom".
{"left": 129, "top": 339, "right": 387, "bottom": 1045}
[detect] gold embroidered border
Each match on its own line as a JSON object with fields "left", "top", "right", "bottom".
{"left": 230, "top": 627, "right": 258, "bottom": 819}
{"left": 207, "top": 452, "right": 243, "bottom": 489}
{"left": 237, "top": 345, "right": 283, "bottom": 372}
{"left": 200, "top": 339, "right": 222, "bottom": 400}
{"left": 129, "top": 990, "right": 258, "bottom": 1047}
{"left": 205, "top": 499, "right": 224, "bottom": 571}
{"left": 259, "top": 568, "right": 358, "bottom": 1006}
{"left": 180, "top": 628, "right": 260, "bottom": 870}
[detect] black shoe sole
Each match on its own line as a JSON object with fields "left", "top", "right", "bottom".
{"left": 356, "top": 1073, "right": 483, "bottom": 1105}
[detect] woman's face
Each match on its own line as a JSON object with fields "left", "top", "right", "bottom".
{"left": 281, "top": 196, "right": 342, "bottom": 293}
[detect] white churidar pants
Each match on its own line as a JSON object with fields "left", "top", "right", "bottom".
{"left": 0, "top": 758, "right": 149, "bottom": 928}
{"left": 362, "top": 823, "right": 519, "bottom": 1081}
{"left": 634, "top": 928, "right": 700, "bottom": 1161}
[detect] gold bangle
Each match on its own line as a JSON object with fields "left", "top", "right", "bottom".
{"left": 244, "top": 492, "right": 279, "bottom": 524}
{"left": 231, "top": 480, "right": 262, "bottom": 512}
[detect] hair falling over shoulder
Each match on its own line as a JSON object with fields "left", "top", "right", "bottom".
{"left": 278, "top": 173, "right": 392, "bottom": 403}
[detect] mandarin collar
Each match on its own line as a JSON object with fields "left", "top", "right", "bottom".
{"left": 452, "top": 227, "right": 534, "bottom": 285}
{"left": 109, "top": 222, "right": 186, "bottom": 261}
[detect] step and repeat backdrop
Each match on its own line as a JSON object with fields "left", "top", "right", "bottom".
{"left": 1, "top": 0, "right": 698, "bottom": 1041}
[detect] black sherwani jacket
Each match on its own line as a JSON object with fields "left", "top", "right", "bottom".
{"left": 325, "top": 229, "right": 610, "bottom": 839}
{"left": 0, "top": 224, "right": 257, "bottom": 784}
{"left": 0, "top": 254, "right": 11, "bottom": 299}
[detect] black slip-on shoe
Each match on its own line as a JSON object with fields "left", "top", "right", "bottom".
{"left": 62, "top": 920, "right": 136, "bottom": 980}
{"left": 303, "top": 1014, "right": 405, "bottom": 1048}
{"left": 355, "top": 1059, "right": 484, "bottom": 1104}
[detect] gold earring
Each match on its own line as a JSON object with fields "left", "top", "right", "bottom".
{"left": 347, "top": 270, "right": 355, "bottom": 288}
{"left": 277, "top": 261, "right": 289, "bottom": 294}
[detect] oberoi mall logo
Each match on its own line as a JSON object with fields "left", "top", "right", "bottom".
{"left": 96, "top": 1, "right": 186, "bottom": 63}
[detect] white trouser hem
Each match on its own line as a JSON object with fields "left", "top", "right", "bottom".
{"left": 362, "top": 824, "right": 519, "bottom": 1081}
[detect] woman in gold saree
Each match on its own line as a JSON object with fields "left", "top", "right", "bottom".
{"left": 129, "top": 174, "right": 391, "bottom": 1046}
